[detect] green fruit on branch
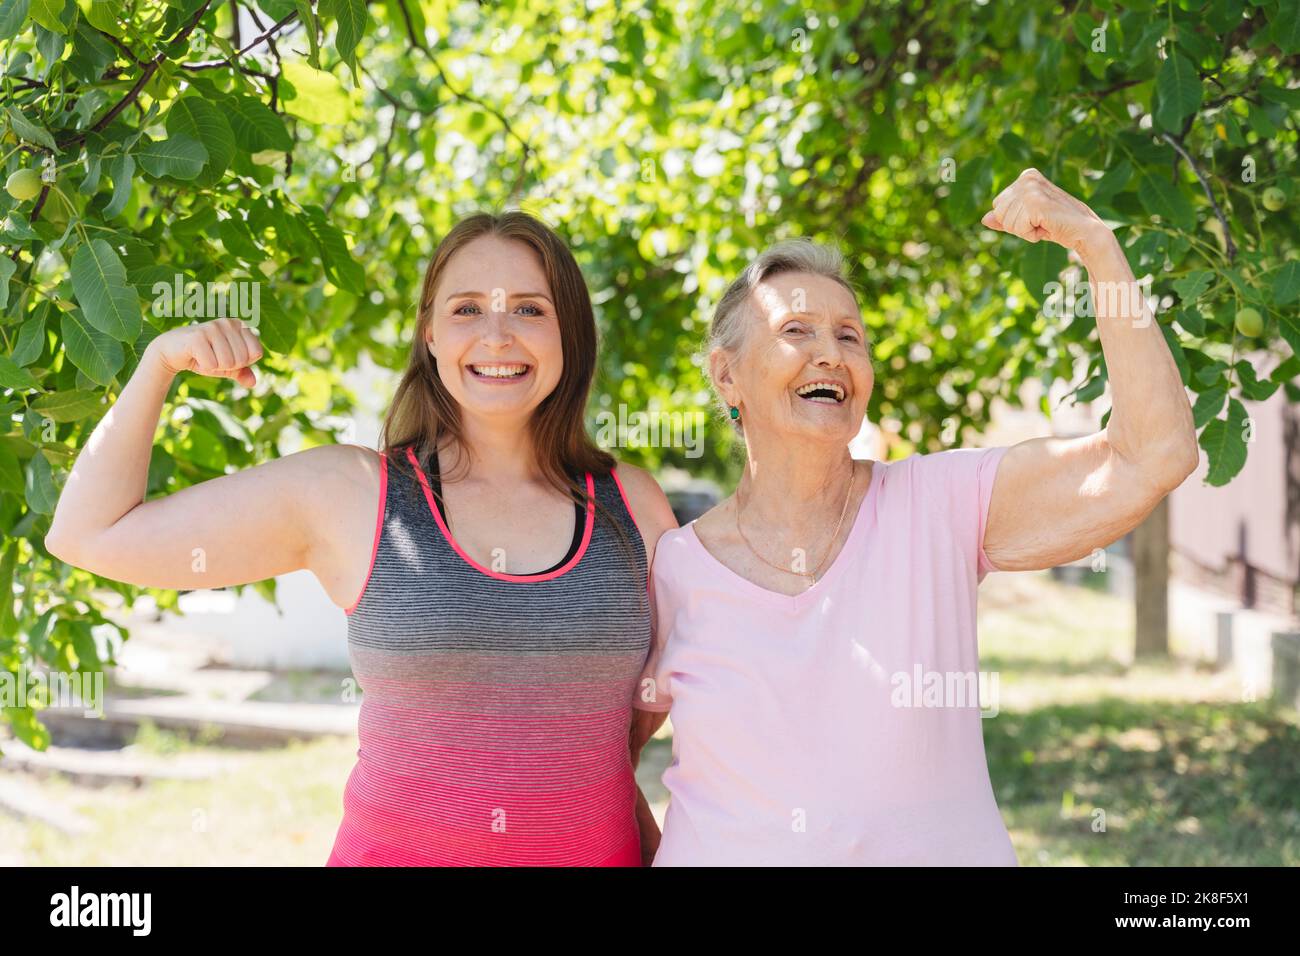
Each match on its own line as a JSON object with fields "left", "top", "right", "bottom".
{"left": 5, "top": 168, "right": 43, "bottom": 201}
{"left": 1262, "top": 187, "right": 1286, "bottom": 212}
{"left": 1234, "top": 307, "right": 1263, "bottom": 338}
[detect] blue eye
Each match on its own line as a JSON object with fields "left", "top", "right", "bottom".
{"left": 454, "top": 303, "right": 481, "bottom": 315}
{"left": 517, "top": 304, "right": 542, "bottom": 316}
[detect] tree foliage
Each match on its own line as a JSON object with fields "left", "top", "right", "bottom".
{"left": 1, "top": 0, "right": 1297, "bottom": 750}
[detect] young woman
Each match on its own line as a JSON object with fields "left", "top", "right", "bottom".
{"left": 46, "top": 211, "right": 678, "bottom": 866}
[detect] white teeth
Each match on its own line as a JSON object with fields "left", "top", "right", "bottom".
{"left": 471, "top": 364, "right": 529, "bottom": 378}
{"left": 795, "top": 381, "right": 845, "bottom": 401}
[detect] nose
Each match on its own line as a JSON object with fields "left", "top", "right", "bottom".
{"left": 481, "top": 309, "right": 513, "bottom": 348}
{"left": 811, "top": 328, "right": 846, "bottom": 369}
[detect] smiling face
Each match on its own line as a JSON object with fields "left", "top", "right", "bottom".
{"left": 426, "top": 235, "right": 564, "bottom": 423}
{"left": 712, "top": 271, "right": 873, "bottom": 446}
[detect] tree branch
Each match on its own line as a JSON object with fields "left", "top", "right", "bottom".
{"left": 1159, "top": 130, "right": 1237, "bottom": 263}
{"left": 54, "top": 0, "right": 217, "bottom": 152}
{"left": 180, "top": 10, "right": 299, "bottom": 70}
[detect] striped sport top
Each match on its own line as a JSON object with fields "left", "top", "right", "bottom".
{"left": 327, "top": 446, "right": 651, "bottom": 866}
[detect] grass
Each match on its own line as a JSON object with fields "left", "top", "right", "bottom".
{"left": 978, "top": 571, "right": 1300, "bottom": 866}
{"left": 1, "top": 570, "right": 1296, "bottom": 865}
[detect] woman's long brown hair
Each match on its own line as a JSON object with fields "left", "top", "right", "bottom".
{"left": 380, "top": 210, "right": 638, "bottom": 564}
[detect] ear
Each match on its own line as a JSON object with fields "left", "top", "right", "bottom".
{"left": 708, "top": 346, "right": 737, "bottom": 405}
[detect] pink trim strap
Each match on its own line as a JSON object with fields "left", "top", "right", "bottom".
{"left": 344, "top": 450, "right": 388, "bottom": 616}
{"left": 405, "top": 446, "right": 595, "bottom": 583}
{"left": 608, "top": 465, "right": 641, "bottom": 533}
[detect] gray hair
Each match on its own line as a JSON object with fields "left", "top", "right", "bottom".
{"left": 702, "top": 238, "right": 862, "bottom": 435}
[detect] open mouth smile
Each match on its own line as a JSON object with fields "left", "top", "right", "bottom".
{"left": 795, "top": 380, "right": 847, "bottom": 404}
{"left": 468, "top": 363, "right": 532, "bottom": 382}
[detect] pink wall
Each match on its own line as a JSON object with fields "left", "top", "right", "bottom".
{"left": 1168, "top": 360, "right": 1298, "bottom": 585}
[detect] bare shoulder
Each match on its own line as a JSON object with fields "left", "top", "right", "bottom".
{"left": 269, "top": 444, "right": 384, "bottom": 544}
{"left": 277, "top": 442, "right": 382, "bottom": 496}
{"left": 283, "top": 445, "right": 385, "bottom": 606}
{"left": 611, "top": 459, "right": 679, "bottom": 553}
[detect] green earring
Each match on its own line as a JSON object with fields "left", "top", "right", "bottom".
{"left": 728, "top": 405, "right": 740, "bottom": 421}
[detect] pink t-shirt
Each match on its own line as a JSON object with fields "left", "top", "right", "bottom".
{"left": 635, "top": 445, "right": 1018, "bottom": 866}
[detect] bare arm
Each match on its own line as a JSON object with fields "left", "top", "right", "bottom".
{"left": 45, "top": 318, "right": 376, "bottom": 605}
{"left": 614, "top": 461, "right": 679, "bottom": 865}
{"left": 978, "top": 169, "right": 1200, "bottom": 572}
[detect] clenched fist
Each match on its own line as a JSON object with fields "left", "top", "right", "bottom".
{"left": 147, "top": 317, "right": 264, "bottom": 388}
{"left": 981, "top": 168, "right": 1111, "bottom": 258}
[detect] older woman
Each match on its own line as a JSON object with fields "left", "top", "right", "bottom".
{"left": 631, "top": 168, "right": 1199, "bottom": 865}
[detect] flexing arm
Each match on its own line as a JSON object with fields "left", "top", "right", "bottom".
{"left": 615, "top": 461, "right": 679, "bottom": 866}
{"left": 977, "top": 169, "right": 1199, "bottom": 572}
{"left": 45, "top": 317, "right": 376, "bottom": 605}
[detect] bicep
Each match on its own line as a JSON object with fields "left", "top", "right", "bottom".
{"left": 982, "top": 432, "right": 1167, "bottom": 572}
{"left": 57, "top": 445, "right": 350, "bottom": 591}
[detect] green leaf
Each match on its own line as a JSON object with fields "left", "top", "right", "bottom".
{"left": 304, "top": 211, "right": 365, "bottom": 294}
{"left": 82, "top": 0, "right": 123, "bottom": 34}
{"left": 0, "top": 256, "right": 14, "bottom": 310}
{"left": 71, "top": 238, "right": 142, "bottom": 341}
{"left": 1272, "top": 260, "right": 1300, "bottom": 306}
{"left": 321, "top": 0, "right": 369, "bottom": 81}
{"left": 281, "top": 60, "right": 354, "bottom": 124}
{"left": 1174, "top": 306, "right": 1205, "bottom": 337}
{"left": 1172, "top": 270, "right": 1213, "bottom": 304}
{"left": 0, "top": 444, "right": 23, "bottom": 495}
{"left": 10, "top": 309, "right": 47, "bottom": 366}
{"left": 1278, "top": 310, "right": 1300, "bottom": 357}
{"left": 1155, "top": 52, "right": 1201, "bottom": 132}
{"left": 1271, "top": 7, "right": 1300, "bottom": 54}
{"left": 32, "top": 389, "right": 103, "bottom": 422}
{"left": 1138, "top": 171, "right": 1195, "bottom": 231}
{"left": 252, "top": 288, "right": 296, "bottom": 353}
{"left": 1199, "top": 398, "right": 1248, "bottom": 487}
{"left": 0, "top": 541, "right": 16, "bottom": 637}
{"left": 165, "top": 96, "right": 235, "bottom": 182}
{"left": 188, "top": 397, "right": 250, "bottom": 443}
{"left": 1191, "top": 385, "right": 1225, "bottom": 427}
{"left": 134, "top": 133, "right": 209, "bottom": 180}
{"left": 1019, "top": 242, "right": 1068, "bottom": 304}
{"left": 27, "top": 0, "right": 63, "bottom": 33}
{"left": 221, "top": 93, "right": 293, "bottom": 151}
{"left": 0, "top": 353, "right": 39, "bottom": 389}
{"left": 295, "top": 0, "right": 321, "bottom": 69}
{"left": 1089, "top": 160, "right": 1131, "bottom": 205}
{"left": 4, "top": 105, "right": 58, "bottom": 152}
{"left": 1235, "top": 361, "right": 1280, "bottom": 402}
{"left": 0, "top": 0, "right": 30, "bottom": 41}
{"left": 24, "top": 450, "right": 57, "bottom": 514}
{"left": 102, "top": 153, "right": 134, "bottom": 219}
{"left": 217, "top": 215, "right": 261, "bottom": 261}
{"left": 66, "top": 19, "right": 116, "bottom": 83}
{"left": 61, "top": 308, "right": 124, "bottom": 386}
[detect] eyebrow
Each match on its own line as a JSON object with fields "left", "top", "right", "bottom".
{"left": 781, "top": 313, "right": 864, "bottom": 324}
{"left": 444, "top": 290, "right": 554, "bottom": 303}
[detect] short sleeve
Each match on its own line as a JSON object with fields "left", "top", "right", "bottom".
{"left": 632, "top": 541, "right": 674, "bottom": 712}
{"left": 914, "top": 445, "right": 1011, "bottom": 585}
{"left": 973, "top": 445, "right": 1010, "bottom": 582}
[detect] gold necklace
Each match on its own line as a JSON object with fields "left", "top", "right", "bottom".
{"left": 734, "top": 461, "right": 857, "bottom": 587}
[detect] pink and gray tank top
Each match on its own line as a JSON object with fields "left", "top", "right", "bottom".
{"left": 327, "top": 446, "right": 652, "bottom": 866}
